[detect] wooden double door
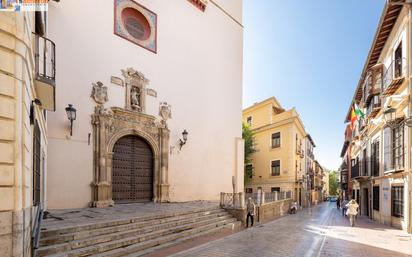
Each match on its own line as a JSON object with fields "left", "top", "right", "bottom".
{"left": 112, "top": 135, "right": 153, "bottom": 203}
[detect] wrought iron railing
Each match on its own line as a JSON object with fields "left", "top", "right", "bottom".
{"left": 351, "top": 163, "right": 359, "bottom": 179}
{"left": 366, "top": 95, "right": 381, "bottom": 117}
{"left": 245, "top": 191, "right": 292, "bottom": 205}
{"left": 383, "top": 58, "right": 406, "bottom": 92}
{"left": 220, "top": 192, "right": 244, "bottom": 209}
{"left": 33, "top": 33, "right": 56, "bottom": 86}
{"left": 220, "top": 190, "right": 293, "bottom": 209}
{"left": 31, "top": 206, "right": 44, "bottom": 256}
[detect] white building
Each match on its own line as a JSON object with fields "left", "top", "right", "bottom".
{"left": 44, "top": 0, "right": 244, "bottom": 209}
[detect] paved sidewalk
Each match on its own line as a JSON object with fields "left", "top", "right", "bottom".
{"left": 170, "top": 202, "right": 412, "bottom": 257}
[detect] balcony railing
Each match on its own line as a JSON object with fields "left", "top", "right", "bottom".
{"left": 366, "top": 95, "right": 381, "bottom": 119}
{"left": 351, "top": 163, "right": 359, "bottom": 179}
{"left": 33, "top": 33, "right": 56, "bottom": 111}
{"left": 34, "top": 33, "right": 55, "bottom": 86}
{"left": 382, "top": 58, "right": 406, "bottom": 96}
{"left": 344, "top": 124, "right": 352, "bottom": 143}
{"left": 295, "top": 144, "right": 301, "bottom": 155}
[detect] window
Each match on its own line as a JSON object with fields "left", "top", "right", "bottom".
{"left": 392, "top": 186, "right": 404, "bottom": 218}
{"left": 373, "top": 186, "right": 380, "bottom": 211}
{"left": 393, "top": 123, "right": 404, "bottom": 170}
{"left": 371, "top": 140, "right": 380, "bottom": 177}
{"left": 271, "top": 187, "right": 280, "bottom": 193}
{"left": 384, "top": 127, "right": 393, "bottom": 171}
{"left": 33, "top": 121, "right": 41, "bottom": 206}
{"left": 245, "top": 188, "right": 253, "bottom": 193}
{"left": 362, "top": 148, "right": 368, "bottom": 176}
{"left": 395, "top": 42, "right": 403, "bottom": 77}
{"left": 114, "top": 1, "right": 157, "bottom": 53}
{"left": 384, "top": 123, "right": 404, "bottom": 172}
{"left": 35, "top": 11, "right": 45, "bottom": 36}
{"left": 271, "top": 132, "right": 281, "bottom": 148}
{"left": 271, "top": 160, "right": 280, "bottom": 176}
{"left": 247, "top": 116, "right": 252, "bottom": 126}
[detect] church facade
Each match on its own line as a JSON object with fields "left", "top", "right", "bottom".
{"left": 45, "top": 0, "right": 244, "bottom": 209}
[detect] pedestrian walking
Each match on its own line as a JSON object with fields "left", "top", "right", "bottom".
{"left": 341, "top": 198, "right": 349, "bottom": 216}
{"left": 246, "top": 197, "right": 256, "bottom": 228}
{"left": 346, "top": 199, "right": 359, "bottom": 227}
{"left": 336, "top": 196, "right": 341, "bottom": 210}
{"left": 289, "top": 201, "right": 298, "bottom": 214}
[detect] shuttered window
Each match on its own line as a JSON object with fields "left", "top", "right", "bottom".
{"left": 384, "top": 127, "right": 393, "bottom": 171}
{"left": 392, "top": 186, "right": 404, "bottom": 218}
{"left": 371, "top": 140, "right": 380, "bottom": 177}
{"left": 393, "top": 123, "right": 404, "bottom": 170}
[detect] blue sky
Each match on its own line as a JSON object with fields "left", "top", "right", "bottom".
{"left": 243, "top": 0, "right": 385, "bottom": 170}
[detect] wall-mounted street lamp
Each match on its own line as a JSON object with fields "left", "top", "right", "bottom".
{"left": 30, "top": 98, "right": 42, "bottom": 125}
{"left": 383, "top": 106, "right": 397, "bottom": 127}
{"left": 179, "top": 129, "right": 188, "bottom": 150}
{"left": 65, "top": 104, "right": 76, "bottom": 136}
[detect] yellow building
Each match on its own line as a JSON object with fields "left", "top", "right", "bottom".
{"left": 242, "top": 97, "right": 307, "bottom": 204}
{"left": 312, "top": 160, "right": 324, "bottom": 204}
{"left": 0, "top": 11, "right": 55, "bottom": 256}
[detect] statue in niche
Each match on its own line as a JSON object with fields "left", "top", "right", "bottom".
{"left": 130, "top": 86, "right": 141, "bottom": 111}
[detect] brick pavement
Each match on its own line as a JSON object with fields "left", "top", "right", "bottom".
{"left": 170, "top": 202, "right": 412, "bottom": 257}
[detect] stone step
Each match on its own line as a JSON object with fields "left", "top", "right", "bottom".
{"left": 124, "top": 222, "right": 241, "bottom": 257}
{"left": 40, "top": 209, "right": 226, "bottom": 246}
{"left": 37, "top": 212, "right": 231, "bottom": 255}
{"left": 36, "top": 216, "right": 237, "bottom": 257}
{"left": 41, "top": 206, "right": 221, "bottom": 238}
{"left": 89, "top": 220, "right": 241, "bottom": 257}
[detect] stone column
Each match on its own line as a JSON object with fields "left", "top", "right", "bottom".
{"left": 239, "top": 192, "right": 245, "bottom": 208}
{"left": 91, "top": 114, "right": 114, "bottom": 208}
{"left": 158, "top": 127, "right": 170, "bottom": 202}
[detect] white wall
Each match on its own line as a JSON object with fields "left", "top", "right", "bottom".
{"left": 46, "top": 0, "right": 243, "bottom": 208}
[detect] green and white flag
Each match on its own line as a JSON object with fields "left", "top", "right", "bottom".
{"left": 354, "top": 103, "right": 364, "bottom": 119}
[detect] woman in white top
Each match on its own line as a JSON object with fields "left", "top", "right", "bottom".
{"left": 345, "top": 199, "right": 359, "bottom": 227}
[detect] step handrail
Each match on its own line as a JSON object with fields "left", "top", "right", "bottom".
{"left": 32, "top": 205, "right": 44, "bottom": 256}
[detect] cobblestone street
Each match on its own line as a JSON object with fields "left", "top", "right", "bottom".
{"left": 170, "top": 202, "right": 412, "bottom": 257}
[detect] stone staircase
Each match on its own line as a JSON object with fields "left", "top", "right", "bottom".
{"left": 35, "top": 206, "right": 240, "bottom": 257}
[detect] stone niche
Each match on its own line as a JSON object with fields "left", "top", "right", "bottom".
{"left": 89, "top": 69, "right": 170, "bottom": 208}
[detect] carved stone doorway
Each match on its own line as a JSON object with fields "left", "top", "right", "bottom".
{"left": 90, "top": 107, "right": 170, "bottom": 208}
{"left": 112, "top": 135, "right": 154, "bottom": 203}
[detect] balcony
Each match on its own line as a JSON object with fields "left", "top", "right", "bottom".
{"left": 306, "top": 150, "right": 314, "bottom": 160}
{"left": 352, "top": 158, "right": 371, "bottom": 181}
{"left": 33, "top": 33, "right": 56, "bottom": 111}
{"left": 382, "top": 58, "right": 406, "bottom": 96}
{"left": 366, "top": 95, "right": 381, "bottom": 119}
{"left": 295, "top": 145, "right": 301, "bottom": 155}
{"left": 344, "top": 124, "right": 352, "bottom": 142}
{"left": 351, "top": 163, "right": 359, "bottom": 179}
